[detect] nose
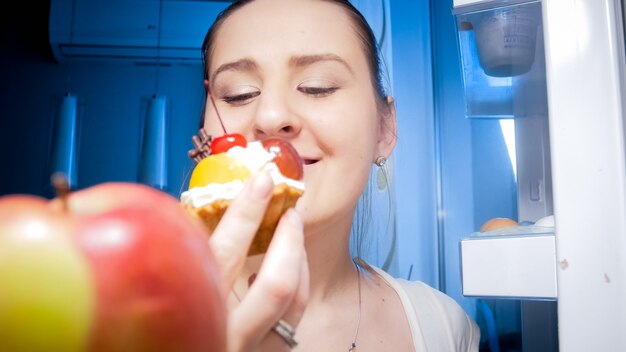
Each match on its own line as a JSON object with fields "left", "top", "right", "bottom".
{"left": 252, "top": 90, "right": 301, "bottom": 140}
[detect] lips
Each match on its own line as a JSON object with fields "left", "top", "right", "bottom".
{"left": 303, "top": 159, "right": 319, "bottom": 165}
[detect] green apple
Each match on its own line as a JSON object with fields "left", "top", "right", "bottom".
{"left": 0, "top": 195, "right": 93, "bottom": 352}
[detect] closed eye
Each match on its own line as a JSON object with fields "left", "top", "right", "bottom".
{"left": 298, "top": 86, "right": 338, "bottom": 97}
{"left": 222, "top": 91, "right": 261, "bottom": 105}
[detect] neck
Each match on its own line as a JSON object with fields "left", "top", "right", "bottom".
{"left": 236, "top": 215, "right": 364, "bottom": 351}
{"left": 239, "top": 214, "right": 359, "bottom": 305}
{"left": 302, "top": 217, "right": 358, "bottom": 304}
{"left": 296, "top": 217, "right": 364, "bottom": 352}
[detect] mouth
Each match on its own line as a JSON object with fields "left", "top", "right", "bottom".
{"left": 303, "top": 158, "right": 319, "bottom": 166}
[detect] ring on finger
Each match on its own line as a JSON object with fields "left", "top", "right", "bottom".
{"left": 272, "top": 319, "right": 298, "bottom": 348}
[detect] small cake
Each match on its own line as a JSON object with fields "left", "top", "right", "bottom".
{"left": 181, "top": 135, "right": 304, "bottom": 256}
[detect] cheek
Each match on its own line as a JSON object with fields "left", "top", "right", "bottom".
{"left": 327, "top": 106, "right": 379, "bottom": 157}
{"left": 202, "top": 103, "right": 253, "bottom": 137}
{"left": 202, "top": 100, "right": 221, "bottom": 135}
{"left": 202, "top": 118, "right": 221, "bottom": 137}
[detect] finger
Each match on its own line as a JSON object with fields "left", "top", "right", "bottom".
{"left": 277, "top": 242, "right": 308, "bottom": 327}
{"left": 208, "top": 171, "right": 273, "bottom": 294}
{"left": 261, "top": 242, "right": 309, "bottom": 351}
{"left": 228, "top": 209, "right": 307, "bottom": 351}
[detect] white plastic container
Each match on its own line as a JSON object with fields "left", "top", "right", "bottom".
{"left": 474, "top": 5, "right": 540, "bottom": 77}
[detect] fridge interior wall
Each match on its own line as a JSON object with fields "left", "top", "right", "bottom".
{"left": 454, "top": 1, "right": 557, "bottom": 350}
{"left": 456, "top": 1, "right": 553, "bottom": 222}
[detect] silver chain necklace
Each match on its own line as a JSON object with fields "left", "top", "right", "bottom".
{"left": 349, "top": 259, "right": 363, "bottom": 351}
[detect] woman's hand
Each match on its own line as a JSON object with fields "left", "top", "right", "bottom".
{"left": 208, "top": 171, "right": 309, "bottom": 352}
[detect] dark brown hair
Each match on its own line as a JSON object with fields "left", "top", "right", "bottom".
{"left": 199, "top": 0, "right": 388, "bottom": 127}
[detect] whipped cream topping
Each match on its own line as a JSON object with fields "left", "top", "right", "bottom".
{"left": 180, "top": 141, "right": 305, "bottom": 208}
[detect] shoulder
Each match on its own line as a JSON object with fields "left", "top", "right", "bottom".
{"left": 397, "top": 279, "right": 480, "bottom": 351}
{"left": 368, "top": 265, "right": 480, "bottom": 351}
{"left": 398, "top": 279, "right": 467, "bottom": 321}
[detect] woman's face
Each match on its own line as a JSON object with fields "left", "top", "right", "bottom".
{"left": 204, "top": 0, "right": 395, "bottom": 233}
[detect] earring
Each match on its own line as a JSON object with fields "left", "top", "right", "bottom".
{"left": 375, "top": 156, "right": 388, "bottom": 191}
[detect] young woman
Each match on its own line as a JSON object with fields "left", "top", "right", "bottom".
{"left": 199, "top": 0, "right": 480, "bottom": 351}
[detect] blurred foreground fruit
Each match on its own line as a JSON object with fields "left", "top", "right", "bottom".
{"left": 0, "top": 181, "right": 226, "bottom": 352}
{"left": 0, "top": 195, "right": 92, "bottom": 351}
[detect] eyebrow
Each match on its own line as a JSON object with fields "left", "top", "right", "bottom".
{"left": 210, "top": 53, "right": 354, "bottom": 83}
{"left": 211, "top": 58, "right": 258, "bottom": 83}
{"left": 289, "top": 54, "right": 354, "bottom": 75}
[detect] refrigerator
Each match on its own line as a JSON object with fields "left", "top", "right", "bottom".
{"left": 452, "top": 0, "right": 626, "bottom": 350}
{"left": 2, "top": 0, "right": 623, "bottom": 350}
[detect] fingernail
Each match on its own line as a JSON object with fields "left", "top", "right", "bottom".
{"left": 250, "top": 171, "right": 273, "bottom": 200}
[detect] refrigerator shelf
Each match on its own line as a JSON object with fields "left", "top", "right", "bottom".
{"left": 461, "top": 230, "right": 557, "bottom": 300}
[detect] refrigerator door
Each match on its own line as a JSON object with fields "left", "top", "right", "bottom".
{"left": 543, "top": 0, "right": 626, "bottom": 349}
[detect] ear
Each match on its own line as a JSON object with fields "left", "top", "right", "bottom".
{"left": 204, "top": 79, "right": 209, "bottom": 92}
{"left": 376, "top": 96, "right": 397, "bottom": 160}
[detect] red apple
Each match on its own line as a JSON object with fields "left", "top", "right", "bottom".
{"left": 261, "top": 138, "right": 304, "bottom": 180}
{"left": 0, "top": 182, "right": 226, "bottom": 352}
